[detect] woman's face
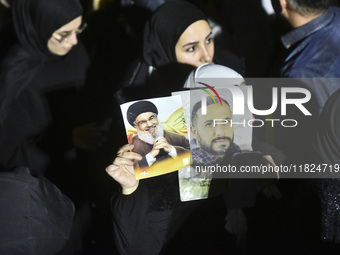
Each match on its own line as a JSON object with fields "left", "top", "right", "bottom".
{"left": 175, "top": 20, "right": 214, "bottom": 67}
{"left": 47, "top": 16, "right": 82, "bottom": 56}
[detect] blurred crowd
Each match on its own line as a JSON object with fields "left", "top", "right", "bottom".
{"left": 1, "top": 0, "right": 340, "bottom": 254}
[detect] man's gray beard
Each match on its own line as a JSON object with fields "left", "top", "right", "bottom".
{"left": 137, "top": 123, "right": 164, "bottom": 145}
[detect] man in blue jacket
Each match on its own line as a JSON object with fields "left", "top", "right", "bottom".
{"left": 278, "top": 0, "right": 340, "bottom": 110}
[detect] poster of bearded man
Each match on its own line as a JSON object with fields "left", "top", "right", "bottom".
{"left": 120, "top": 95, "right": 191, "bottom": 180}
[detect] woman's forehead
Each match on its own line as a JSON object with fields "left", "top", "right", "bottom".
{"left": 55, "top": 16, "right": 82, "bottom": 32}
{"left": 178, "top": 20, "right": 211, "bottom": 44}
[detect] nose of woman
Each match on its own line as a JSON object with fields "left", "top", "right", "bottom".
{"left": 200, "top": 45, "right": 212, "bottom": 64}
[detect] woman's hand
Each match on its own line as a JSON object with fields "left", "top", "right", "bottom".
{"left": 106, "top": 144, "right": 142, "bottom": 195}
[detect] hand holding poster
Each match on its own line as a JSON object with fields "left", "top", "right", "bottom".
{"left": 120, "top": 95, "right": 191, "bottom": 180}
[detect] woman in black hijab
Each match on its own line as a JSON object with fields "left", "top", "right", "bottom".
{"left": 120, "top": 0, "right": 243, "bottom": 100}
{"left": 0, "top": 0, "right": 90, "bottom": 253}
{"left": 0, "top": 0, "right": 89, "bottom": 176}
{"left": 143, "top": 0, "right": 210, "bottom": 68}
{"left": 143, "top": 0, "right": 243, "bottom": 71}
{"left": 311, "top": 88, "right": 340, "bottom": 250}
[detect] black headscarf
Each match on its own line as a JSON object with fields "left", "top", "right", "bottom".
{"left": 0, "top": 0, "right": 83, "bottom": 116}
{"left": 12, "top": 0, "right": 83, "bottom": 60}
{"left": 311, "top": 88, "right": 340, "bottom": 164}
{"left": 143, "top": 0, "right": 207, "bottom": 68}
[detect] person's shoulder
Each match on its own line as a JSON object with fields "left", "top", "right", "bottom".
{"left": 1, "top": 44, "right": 32, "bottom": 69}
{"left": 164, "top": 130, "right": 186, "bottom": 139}
{"left": 290, "top": 22, "right": 340, "bottom": 76}
{"left": 0, "top": 45, "right": 40, "bottom": 99}
{"left": 318, "top": 7, "right": 340, "bottom": 35}
{"left": 331, "top": 6, "right": 340, "bottom": 16}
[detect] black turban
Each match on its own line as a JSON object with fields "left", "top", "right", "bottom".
{"left": 127, "top": 101, "right": 158, "bottom": 126}
{"left": 143, "top": 0, "right": 207, "bottom": 67}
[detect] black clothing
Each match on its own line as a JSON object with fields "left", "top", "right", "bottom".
{"left": 112, "top": 180, "right": 173, "bottom": 255}
{"left": 0, "top": 0, "right": 89, "bottom": 175}
{"left": 111, "top": 143, "right": 264, "bottom": 254}
{"left": 311, "top": 88, "right": 340, "bottom": 243}
{"left": 0, "top": 42, "right": 89, "bottom": 175}
{"left": 0, "top": 167, "right": 75, "bottom": 255}
{"left": 119, "top": 49, "right": 244, "bottom": 102}
{"left": 311, "top": 88, "right": 340, "bottom": 164}
{"left": 111, "top": 173, "right": 239, "bottom": 255}
{"left": 119, "top": 60, "right": 195, "bottom": 101}
{"left": 0, "top": 8, "right": 17, "bottom": 63}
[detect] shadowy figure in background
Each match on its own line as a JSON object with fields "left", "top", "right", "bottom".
{"left": 0, "top": 0, "right": 88, "bottom": 177}
{"left": 189, "top": 0, "right": 275, "bottom": 77}
{"left": 273, "top": 0, "right": 340, "bottom": 197}
{"left": 257, "top": 2, "right": 340, "bottom": 254}
{"left": 78, "top": 0, "right": 170, "bottom": 111}
{"left": 310, "top": 88, "right": 340, "bottom": 255}
{"left": 0, "top": 0, "right": 16, "bottom": 62}
{"left": 0, "top": 0, "right": 94, "bottom": 253}
{"left": 277, "top": 0, "right": 340, "bottom": 108}
{"left": 0, "top": 167, "right": 75, "bottom": 255}
{"left": 270, "top": 0, "right": 340, "bottom": 165}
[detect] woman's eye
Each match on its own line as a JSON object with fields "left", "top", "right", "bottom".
{"left": 186, "top": 46, "right": 196, "bottom": 52}
{"left": 205, "top": 121, "right": 214, "bottom": 127}
{"left": 206, "top": 37, "right": 213, "bottom": 44}
{"left": 59, "top": 31, "right": 71, "bottom": 38}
